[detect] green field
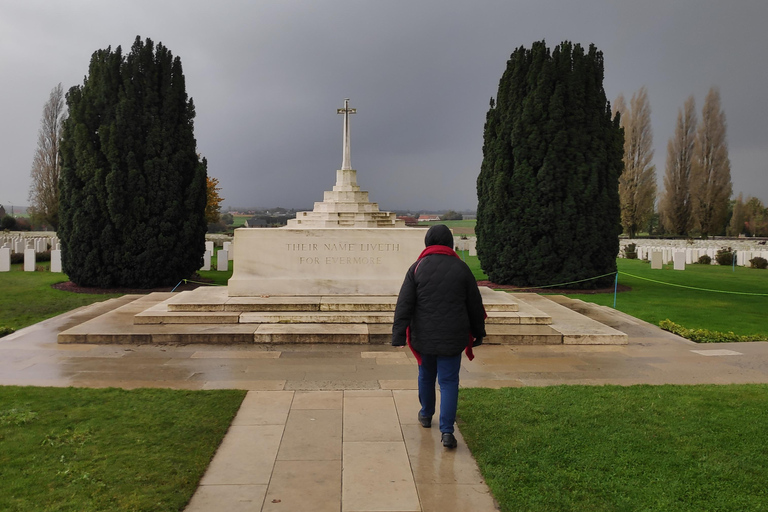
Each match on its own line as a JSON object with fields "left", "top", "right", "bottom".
{"left": 0, "top": 386, "right": 245, "bottom": 512}
{"left": 459, "top": 384, "right": 768, "bottom": 512}
{"left": 567, "top": 258, "right": 768, "bottom": 339}
{"left": 0, "top": 263, "right": 121, "bottom": 332}
{"left": 457, "top": 253, "right": 767, "bottom": 340}
{"left": 231, "top": 214, "right": 250, "bottom": 227}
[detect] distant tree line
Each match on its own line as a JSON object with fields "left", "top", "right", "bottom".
{"left": 591, "top": 83, "right": 745, "bottom": 241}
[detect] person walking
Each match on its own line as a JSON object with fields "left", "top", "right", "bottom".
{"left": 392, "top": 224, "right": 486, "bottom": 448}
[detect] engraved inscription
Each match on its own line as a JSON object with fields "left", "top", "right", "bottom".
{"left": 287, "top": 240, "right": 400, "bottom": 265}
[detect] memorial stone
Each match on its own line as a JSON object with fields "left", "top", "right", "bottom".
{"left": 223, "top": 241, "right": 232, "bottom": 260}
{"left": 205, "top": 241, "right": 214, "bottom": 253}
{"left": 673, "top": 251, "right": 685, "bottom": 271}
{"left": 0, "top": 247, "right": 10, "bottom": 272}
{"left": 217, "top": 250, "right": 228, "bottom": 271}
{"left": 651, "top": 251, "right": 663, "bottom": 269}
{"left": 201, "top": 250, "right": 211, "bottom": 271}
{"left": 24, "top": 248, "right": 35, "bottom": 272}
{"left": 229, "top": 99, "right": 424, "bottom": 296}
{"left": 51, "top": 249, "right": 62, "bottom": 273}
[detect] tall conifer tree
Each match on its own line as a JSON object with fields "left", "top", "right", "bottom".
{"left": 476, "top": 41, "right": 622, "bottom": 288}
{"left": 59, "top": 37, "right": 207, "bottom": 288}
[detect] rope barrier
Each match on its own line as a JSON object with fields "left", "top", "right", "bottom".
{"left": 492, "top": 267, "right": 767, "bottom": 308}
{"left": 618, "top": 271, "right": 768, "bottom": 297}
{"left": 504, "top": 272, "right": 618, "bottom": 292}
{"left": 171, "top": 278, "right": 226, "bottom": 292}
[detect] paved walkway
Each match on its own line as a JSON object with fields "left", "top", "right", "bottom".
{"left": 3, "top": 295, "right": 768, "bottom": 511}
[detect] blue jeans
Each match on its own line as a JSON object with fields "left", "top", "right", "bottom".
{"left": 418, "top": 353, "right": 462, "bottom": 433}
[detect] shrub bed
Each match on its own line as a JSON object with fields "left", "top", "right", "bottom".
{"left": 659, "top": 319, "right": 766, "bottom": 343}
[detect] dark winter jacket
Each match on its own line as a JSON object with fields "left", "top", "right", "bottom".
{"left": 391, "top": 224, "right": 486, "bottom": 356}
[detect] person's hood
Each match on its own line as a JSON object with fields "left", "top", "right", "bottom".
{"left": 424, "top": 224, "right": 454, "bottom": 248}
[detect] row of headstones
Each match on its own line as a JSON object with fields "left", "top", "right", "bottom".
{"left": 0, "top": 239, "right": 231, "bottom": 273}
{"left": 619, "top": 247, "right": 768, "bottom": 267}
{"left": 455, "top": 237, "right": 477, "bottom": 257}
{"left": 0, "top": 235, "right": 59, "bottom": 254}
{"left": 621, "top": 245, "right": 768, "bottom": 267}
{"left": 0, "top": 247, "right": 63, "bottom": 272}
{"left": 201, "top": 241, "right": 233, "bottom": 271}
{"left": 620, "top": 238, "right": 766, "bottom": 251}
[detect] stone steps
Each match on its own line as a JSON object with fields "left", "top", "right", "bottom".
{"left": 164, "top": 287, "right": 520, "bottom": 313}
{"left": 136, "top": 286, "right": 537, "bottom": 328}
{"left": 58, "top": 288, "right": 626, "bottom": 346}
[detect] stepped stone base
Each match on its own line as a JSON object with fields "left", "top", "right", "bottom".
{"left": 58, "top": 287, "right": 627, "bottom": 346}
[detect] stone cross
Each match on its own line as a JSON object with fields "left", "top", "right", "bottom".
{"left": 337, "top": 98, "right": 356, "bottom": 170}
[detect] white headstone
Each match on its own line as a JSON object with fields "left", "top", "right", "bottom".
{"left": 205, "top": 241, "right": 214, "bottom": 253}
{"left": 673, "top": 251, "right": 685, "bottom": 271}
{"left": 24, "top": 248, "right": 36, "bottom": 272}
{"left": 223, "top": 241, "right": 232, "bottom": 260}
{"left": 217, "top": 250, "right": 228, "bottom": 271}
{"left": 0, "top": 247, "right": 10, "bottom": 272}
{"left": 651, "top": 251, "right": 663, "bottom": 270}
{"left": 201, "top": 250, "right": 211, "bottom": 271}
{"left": 50, "top": 249, "right": 62, "bottom": 273}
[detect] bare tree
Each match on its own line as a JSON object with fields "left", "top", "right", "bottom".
{"left": 28, "top": 83, "right": 66, "bottom": 229}
{"left": 660, "top": 95, "right": 696, "bottom": 235}
{"left": 614, "top": 87, "right": 656, "bottom": 238}
{"left": 691, "top": 87, "right": 732, "bottom": 238}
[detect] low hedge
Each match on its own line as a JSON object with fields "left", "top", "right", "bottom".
{"left": 659, "top": 319, "right": 766, "bottom": 343}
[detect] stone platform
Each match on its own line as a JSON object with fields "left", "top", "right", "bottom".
{"left": 57, "top": 287, "right": 627, "bottom": 345}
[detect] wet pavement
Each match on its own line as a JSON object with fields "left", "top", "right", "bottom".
{"left": 3, "top": 295, "right": 768, "bottom": 511}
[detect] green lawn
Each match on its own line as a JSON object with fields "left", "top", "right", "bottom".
{"left": 566, "top": 258, "right": 768, "bottom": 339}
{"left": 231, "top": 214, "right": 250, "bottom": 227}
{"left": 0, "top": 264, "right": 121, "bottom": 332}
{"left": 0, "top": 386, "right": 246, "bottom": 512}
{"left": 460, "top": 253, "right": 767, "bottom": 339}
{"left": 419, "top": 219, "right": 477, "bottom": 230}
{"left": 196, "top": 256, "right": 232, "bottom": 286}
{"left": 458, "top": 384, "right": 768, "bottom": 512}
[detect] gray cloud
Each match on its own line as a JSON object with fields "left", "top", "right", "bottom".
{"left": 1, "top": 0, "right": 766, "bottom": 213}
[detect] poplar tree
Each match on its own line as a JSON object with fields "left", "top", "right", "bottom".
{"left": 476, "top": 41, "right": 623, "bottom": 288}
{"left": 28, "top": 83, "right": 66, "bottom": 229}
{"left": 613, "top": 87, "right": 656, "bottom": 238}
{"left": 728, "top": 193, "right": 746, "bottom": 236}
{"left": 691, "top": 87, "right": 732, "bottom": 238}
{"left": 58, "top": 36, "right": 207, "bottom": 288}
{"left": 660, "top": 96, "right": 696, "bottom": 236}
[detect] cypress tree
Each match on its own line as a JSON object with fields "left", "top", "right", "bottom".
{"left": 59, "top": 37, "right": 207, "bottom": 288}
{"left": 476, "top": 41, "right": 622, "bottom": 288}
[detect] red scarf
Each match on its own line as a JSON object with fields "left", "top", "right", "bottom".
{"left": 406, "top": 245, "right": 485, "bottom": 364}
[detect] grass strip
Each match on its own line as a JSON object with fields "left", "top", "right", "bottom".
{"left": 458, "top": 384, "right": 768, "bottom": 512}
{"left": 659, "top": 319, "right": 766, "bottom": 343}
{"left": 565, "top": 258, "right": 768, "bottom": 339}
{"left": 0, "top": 386, "right": 246, "bottom": 512}
{"left": 0, "top": 264, "right": 121, "bottom": 332}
